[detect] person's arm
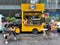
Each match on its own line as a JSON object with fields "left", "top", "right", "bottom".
{"left": 9, "top": 27, "right": 14, "bottom": 31}
{"left": 24, "top": 20, "right": 28, "bottom": 25}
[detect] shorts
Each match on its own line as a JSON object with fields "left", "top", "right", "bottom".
{"left": 51, "top": 30, "right": 57, "bottom": 34}
{"left": 9, "top": 31, "right": 16, "bottom": 36}
{"left": 4, "top": 30, "right": 16, "bottom": 36}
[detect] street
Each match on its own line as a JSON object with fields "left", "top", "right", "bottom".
{"left": 0, "top": 34, "right": 60, "bottom": 45}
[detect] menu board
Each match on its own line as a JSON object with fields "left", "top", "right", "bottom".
{"left": 24, "top": 11, "right": 42, "bottom": 16}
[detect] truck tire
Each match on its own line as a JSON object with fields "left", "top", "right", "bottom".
{"left": 32, "top": 28, "right": 38, "bottom": 34}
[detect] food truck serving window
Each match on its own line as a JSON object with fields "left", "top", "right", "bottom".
{"left": 23, "top": 11, "right": 44, "bottom": 25}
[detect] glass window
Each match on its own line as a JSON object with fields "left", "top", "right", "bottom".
{"left": 47, "top": 0, "right": 56, "bottom": 8}
{"left": 38, "top": 0, "right": 42, "bottom": 3}
{"left": 30, "top": 0, "right": 39, "bottom": 4}
{"left": 57, "top": 0, "right": 60, "bottom": 7}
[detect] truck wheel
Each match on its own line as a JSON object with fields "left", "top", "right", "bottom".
{"left": 32, "top": 29, "right": 38, "bottom": 34}
{"left": 57, "top": 28, "right": 60, "bottom": 33}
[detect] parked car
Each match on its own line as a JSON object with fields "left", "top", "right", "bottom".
{"left": 57, "top": 22, "right": 60, "bottom": 33}
{"left": 10, "top": 19, "right": 21, "bottom": 28}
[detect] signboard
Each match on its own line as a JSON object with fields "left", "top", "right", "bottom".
{"left": 30, "top": 4, "right": 36, "bottom": 10}
{"left": 44, "top": 13, "right": 49, "bottom": 18}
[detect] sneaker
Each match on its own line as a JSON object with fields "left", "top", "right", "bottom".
{"left": 3, "top": 34, "right": 6, "bottom": 38}
{"left": 14, "top": 37, "right": 17, "bottom": 40}
{"left": 5, "top": 41, "right": 8, "bottom": 44}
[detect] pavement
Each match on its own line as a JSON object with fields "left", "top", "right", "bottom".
{"left": 0, "top": 33, "right": 60, "bottom": 45}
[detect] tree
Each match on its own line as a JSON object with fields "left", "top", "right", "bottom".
{"left": 45, "top": 17, "right": 50, "bottom": 23}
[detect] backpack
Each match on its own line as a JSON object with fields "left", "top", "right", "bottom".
{"left": 14, "top": 27, "right": 20, "bottom": 34}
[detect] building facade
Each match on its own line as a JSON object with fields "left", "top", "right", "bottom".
{"left": 0, "top": 0, "right": 29, "bottom": 17}
{"left": 0, "top": 0, "right": 60, "bottom": 17}
{"left": 30, "top": 0, "right": 60, "bottom": 17}
{"left": 44, "top": 0, "right": 60, "bottom": 17}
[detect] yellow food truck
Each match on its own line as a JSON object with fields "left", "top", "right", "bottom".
{"left": 19, "top": 3, "right": 45, "bottom": 34}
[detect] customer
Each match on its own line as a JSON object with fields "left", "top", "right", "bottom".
{"left": 50, "top": 19, "right": 58, "bottom": 38}
{"left": 4, "top": 24, "right": 17, "bottom": 44}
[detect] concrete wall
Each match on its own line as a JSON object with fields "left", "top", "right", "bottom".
{"left": 0, "top": 0, "right": 30, "bottom": 5}
{"left": 0, "top": 9, "right": 21, "bottom": 17}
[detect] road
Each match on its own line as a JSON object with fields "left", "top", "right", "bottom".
{"left": 0, "top": 34, "right": 60, "bottom": 45}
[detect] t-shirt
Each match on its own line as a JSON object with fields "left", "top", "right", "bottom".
{"left": 50, "top": 22, "right": 57, "bottom": 31}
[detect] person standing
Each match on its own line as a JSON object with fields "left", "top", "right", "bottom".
{"left": 50, "top": 19, "right": 58, "bottom": 38}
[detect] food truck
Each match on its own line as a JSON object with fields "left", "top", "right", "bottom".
{"left": 20, "top": 3, "right": 45, "bottom": 34}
